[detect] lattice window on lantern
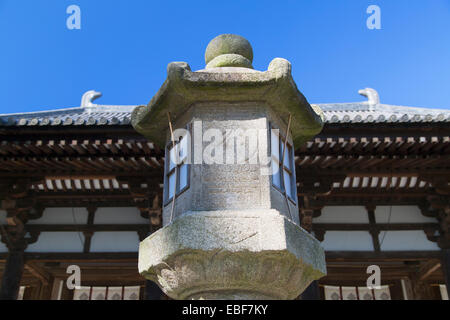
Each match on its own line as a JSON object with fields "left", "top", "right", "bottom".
{"left": 165, "top": 130, "right": 190, "bottom": 203}
{"left": 270, "top": 124, "right": 296, "bottom": 202}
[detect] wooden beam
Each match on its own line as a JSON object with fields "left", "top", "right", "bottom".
{"left": 36, "top": 193, "right": 144, "bottom": 200}
{"left": 3, "top": 250, "right": 441, "bottom": 264}
{"left": 37, "top": 200, "right": 138, "bottom": 208}
{"left": 0, "top": 250, "right": 25, "bottom": 300}
{"left": 0, "top": 170, "right": 163, "bottom": 179}
{"left": 308, "top": 190, "right": 432, "bottom": 198}
{"left": 308, "top": 198, "right": 428, "bottom": 207}
{"left": 418, "top": 260, "right": 441, "bottom": 281}
{"left": 325, "top": 251, "right": 441, "bottom": 261}
{"left": 45, "top": 175, "right": 118, "bottom": 180}
{"left": 1, "top": 252, "right": 138, "bottom": 263}
{"left": 297, "top": 169, "right": 450, "bottom": 178}
{"left": 24, "top": 261, "right": 51, "bottom": 285}
{"left": 313, "top": 223, "right": 439, "bottom": 232}
{"left": 25, "top": 224, "right": 150, "bottom": 233}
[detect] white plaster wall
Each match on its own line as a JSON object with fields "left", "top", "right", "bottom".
{"left": 313, "top": 206, "right": 369, "bottom": 224}
{"left": 1, "top": 208, "right": 146, "bottom": 253}
{"left": 0, "top": 241, "right": 7, "bottom": 253}
{"left": 375, "top": 206, "right": 438, "bottom": 223}
{"left": 321, "top": 231, "right": 374, "bottom": 251}
{"left": 27, "top": 208, "right": 88, "bottom": 225}
{"left": 379, "top": 231, "right": 440, "bottom": 251}
{"left": 94, "top": 207, "right": 148, "bottom": 224}
{"left": 89, "top": 232, "right": 139, "bottom": 252}
{"left": 26, "top": 232, "right": 84, "bottom": 252}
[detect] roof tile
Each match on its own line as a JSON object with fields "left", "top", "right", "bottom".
{"left": 0, "top": 101, "right": 449, "bottom": 127}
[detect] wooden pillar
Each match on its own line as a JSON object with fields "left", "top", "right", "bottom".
{"left": 442, "top": 248, "right": 450, "bottom": 298}
{"left": 144, "top": 280, "right": 162, "bottom": 300}
{"left": 0, "top": 220, "right": 39, "bottom": 300}
{"left": 300, "top": 208, "right": 314, "bottom": 233}
{"left": 0, "top": 216, "right": 38, "bottom": 300}
{"left": 83, "top": 207, "right": 97, "bottom": 253}
{"left": 366, "top": 205, "right": 381, "bottom": 252}
{"left": 0, "top": 249, "right": 25, "bottom": 300}
{"left": 0, "top": 180, "right": 37, "bottom": 300}
{"left": 301, "top": 281, "right": 320, "bottom": 300}
{"left": 435, "top": 204, "right": 450, "bottom": 297}
{"left": 299, "top": 197, "right": 322, "bottom": 300}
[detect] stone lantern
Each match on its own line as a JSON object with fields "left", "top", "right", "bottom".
{"left": 132, "top": 34, "right": 326, "bottom": 300}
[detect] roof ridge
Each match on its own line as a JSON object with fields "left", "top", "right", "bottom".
{"left": 0, "top": 104, "right": 138, "bottom": 117}
{"left": 318, "top": 102, "right": 450, "bottom": 114}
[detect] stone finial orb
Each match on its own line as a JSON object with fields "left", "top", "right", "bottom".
{"left": 205, "top": 34, "right": 254, "bottom": 69}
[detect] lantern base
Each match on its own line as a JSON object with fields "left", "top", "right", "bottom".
{"left": 139, "top": 210, "right": 326, "bottom": 300}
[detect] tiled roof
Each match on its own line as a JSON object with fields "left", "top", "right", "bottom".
{"left": 0, "top": 105, "right": 135, "bottom": 127}
{"left": 1, "top": 89, "right": 449, "bottom": 127}
{"left": 319, "top": 102, "right": 450, "bottom": 124}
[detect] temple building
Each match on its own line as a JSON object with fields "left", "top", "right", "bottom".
{"left": 0, "top": 36, "right": 449, "bottom": 300}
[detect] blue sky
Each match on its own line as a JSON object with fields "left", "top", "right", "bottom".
{"left": 0, "top": 0, "right": 449, "bottom": 114}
